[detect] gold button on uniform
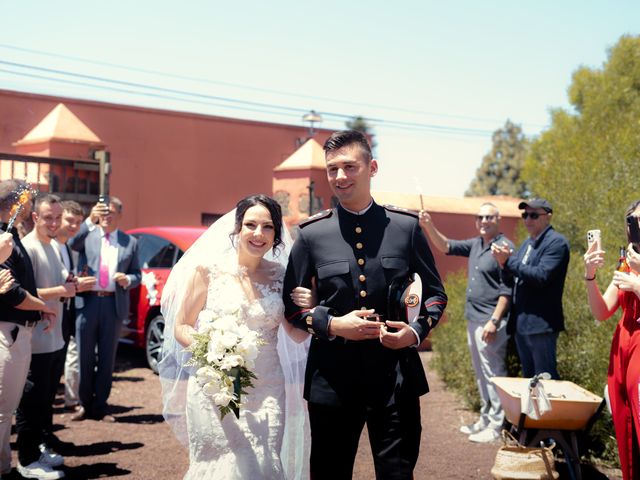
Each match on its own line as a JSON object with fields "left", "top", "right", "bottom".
{"left": 360, "top": 290, "right": 367, "bottom": 298}
{"left": 355, "top": 226, "right": 362, "bottom": 234}
{"left": 357, "top": 258, "right": 365, "bottom": 266}
{"left": 359, "top": 274, "right": 366, "bottom": 282}
{"left": 356, "top": 242, "right": 363, "bottom": 250}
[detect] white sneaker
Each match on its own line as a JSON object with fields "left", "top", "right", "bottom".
{"left": 468, "top": 428, "right": 500, "bottom": 443}
{"left": 459, "top": 421, "right": 486, "bottom": 435}
{"left": 38, "top": 444, "right": 64, "bottom": 467}
{"left": 17, "top": 460, "right": 65, "bottom": 479}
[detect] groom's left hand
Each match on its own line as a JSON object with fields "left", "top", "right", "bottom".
{"left": 379, "top": 321, "right": 417, "bottom": 349}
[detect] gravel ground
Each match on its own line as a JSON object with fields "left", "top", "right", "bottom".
{"left": 8, "top": 346, "right": 622, "bottom": 479}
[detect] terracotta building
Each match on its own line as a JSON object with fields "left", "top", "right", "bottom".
{"left": 0, "top": 88, "right": 522, "bottom": 278}
{"left": 0, "top": 89, "right": 333, "bottom": 228}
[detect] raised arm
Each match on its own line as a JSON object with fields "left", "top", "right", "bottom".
{"left": 418, "top": 210, "right": 450, "bottom": 254}
{"left": 583, "top": 242, "right": 619, "bottom": 320}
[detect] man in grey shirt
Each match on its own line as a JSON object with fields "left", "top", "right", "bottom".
{"left": 419, "top": 202, "right": 514, "bottom": 443}
{"left": 18, "top": 194, "right": 76, "bottom": 478}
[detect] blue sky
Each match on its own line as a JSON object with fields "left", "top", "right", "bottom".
{"left": 1, "top": 1, "right": 638, "bottom": 197}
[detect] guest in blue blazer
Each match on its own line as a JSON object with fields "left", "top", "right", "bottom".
{"left": 70, "top": 196, "right": 141, "bottom": 422}
{"left": 492, "top": 198, "right": 569, "bottom": 380}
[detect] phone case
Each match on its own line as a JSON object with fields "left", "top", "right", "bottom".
{"left": 587, "top": 229, "right": 601, "bottom": 250}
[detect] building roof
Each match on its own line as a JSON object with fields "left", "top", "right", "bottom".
{"left": 274, "top": 138, "right": 325, "bottom": 172}
{"left": 14, "top": 103, "right": 102, "bottom": 146}
{"left": 372, "top": 191, "right": 522, "bottom": 217}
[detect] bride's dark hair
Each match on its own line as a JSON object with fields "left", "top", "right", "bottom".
{"left": 233, "top": 194, "right": 284, "bottom": 253}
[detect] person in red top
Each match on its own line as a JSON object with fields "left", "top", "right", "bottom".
{"left": 584, "top": 199, "right": 640, "bottom": 480}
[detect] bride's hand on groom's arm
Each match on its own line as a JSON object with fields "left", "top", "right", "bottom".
{"left": 290, "top": 286, "right": 316, "bottom": 309}
{"left": 328, "top": 310, "right": 381, "bottom": 341}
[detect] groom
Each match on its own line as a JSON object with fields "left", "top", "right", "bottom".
{"left": 283, "top": 130, "right": 447, "bottom": 479}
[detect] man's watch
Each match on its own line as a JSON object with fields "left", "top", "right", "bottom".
{"left": 490, "top": 317, "right": 501, "bottom": 326}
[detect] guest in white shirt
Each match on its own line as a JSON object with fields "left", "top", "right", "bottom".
{"left": 69, "top": 196, "right": 140, "bottom": 422}
{"left": 52, "top": 201, "right": 95, "bottom": 415}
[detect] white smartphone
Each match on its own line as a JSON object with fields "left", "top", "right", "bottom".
{"left": 587, "top": 229, "right": 601, "bottom": 251}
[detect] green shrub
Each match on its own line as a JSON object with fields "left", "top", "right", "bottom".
{"left": 430, "top": 271, "right": 478, "bottom": 410}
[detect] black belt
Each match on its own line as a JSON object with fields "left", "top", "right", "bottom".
{"left": 84, "top": 291, "right": 115, "bottom": 297}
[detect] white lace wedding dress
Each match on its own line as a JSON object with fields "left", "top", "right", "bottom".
{"left": 184, "top": 263, "right": 287, "bottom": 479}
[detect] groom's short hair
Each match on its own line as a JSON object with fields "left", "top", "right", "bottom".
{"left": 323, "top": 130, "right": 372, "bottom": 164}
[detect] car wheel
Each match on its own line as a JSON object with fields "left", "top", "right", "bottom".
{"left": 145, "top": 314, "right": 165, "bottom": 374}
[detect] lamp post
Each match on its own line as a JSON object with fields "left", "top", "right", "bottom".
{"left": 307, "top": 180, "right": 315, "bottom": 216}
{"left": 302, "top": 110, "right": 322, "bottom": 138}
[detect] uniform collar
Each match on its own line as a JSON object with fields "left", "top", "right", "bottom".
{"left": 338, "top": 199, "right": 374, "bottom": 216}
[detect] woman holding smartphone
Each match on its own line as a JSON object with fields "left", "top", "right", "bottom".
{"left": 583, "top": 200, "right": 640, "bottom": 480}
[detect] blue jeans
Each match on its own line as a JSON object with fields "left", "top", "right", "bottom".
{"left": 514, "top": 332, "right": 559, "bottom": 379}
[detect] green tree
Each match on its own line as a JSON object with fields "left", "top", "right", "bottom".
{"left": 345, "top": 115, "right": 371, "bottom": 133}
{"left": 466, "top": 119, "right": 529, "bottom": 197}
{"left": 345, "top": 116, "right": 377, "bottom": 150}
{"left": 433, "top": 35, "right": 640, "bottom": 466}
{"left": 520, "top": 36, "right": 640, "bottom": 465}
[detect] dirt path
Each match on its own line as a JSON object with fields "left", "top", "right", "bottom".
{"left": 9, "top": 347, "right": 621, "bottom": 479}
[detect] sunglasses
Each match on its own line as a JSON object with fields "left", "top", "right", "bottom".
{"left": 521, "top": 212, "right": 548, "bottom": 220}
{"left": 476, "top": 215, "right": 496, "bottom": 221}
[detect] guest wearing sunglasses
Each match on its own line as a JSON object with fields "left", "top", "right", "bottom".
{"left": 492, "top": 198, "right": 569, "bottom": 380}
{"left": 419, "top": 202, "right": 514, "bottom": 443}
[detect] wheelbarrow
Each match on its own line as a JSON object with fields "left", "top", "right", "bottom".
{"left": 492, "top": 376, "right": 605, "bottom": 480}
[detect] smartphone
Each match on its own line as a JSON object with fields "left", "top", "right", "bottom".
{"left": 626, "top": 216, "right": 640, "bottom": 253}
{"left": 98, "top": 194, "right": 110, "bottom": 205}
{"left": 587, "top": 229, "right": 601, "bottom": 251}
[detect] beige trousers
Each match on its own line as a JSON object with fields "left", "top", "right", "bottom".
{"left": 64, "top": 335, "right": 80, "bottom": 406}
{"left": 0, "top": 322, "right": 32, "bottom": 474}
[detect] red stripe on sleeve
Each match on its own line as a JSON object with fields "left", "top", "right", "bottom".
{"left": 424, "top": 300, "right": 447, "bottom": 308}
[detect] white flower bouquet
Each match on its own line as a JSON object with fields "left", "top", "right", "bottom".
{"left": 184, "top": 310, "right": 262, "bottom": 419}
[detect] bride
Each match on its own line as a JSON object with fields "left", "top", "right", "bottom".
{"left": 159, "top": 194, "right": 312, "bottom": 479}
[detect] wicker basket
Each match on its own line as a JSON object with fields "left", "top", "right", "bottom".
{"left": 491, "top": 431, "right": 559, "bottom": 480}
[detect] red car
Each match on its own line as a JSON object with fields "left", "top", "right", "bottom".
{"left": 122, "top": 226, "right": 206, "bottom": 372}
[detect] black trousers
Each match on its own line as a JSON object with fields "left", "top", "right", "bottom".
{"left": 43, "top": 346, "right": 67, "bottom": 436}
{"left": 308, "top": 395, "right": 421, "bottom": 480}
{"left": 16, "top": 350, "right": 61, "bottom": 465}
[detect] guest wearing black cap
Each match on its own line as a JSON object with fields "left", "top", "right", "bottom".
{"left": 491, "top": 198, "right": 569, "bottom": 379}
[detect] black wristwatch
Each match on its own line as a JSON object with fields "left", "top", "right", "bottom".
{"left": 490, "top": 317, "right": 501, "bottom": 326}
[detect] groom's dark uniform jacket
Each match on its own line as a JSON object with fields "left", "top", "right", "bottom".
{"left": 283, "top": 202, "right": 447, "bottom": 407}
